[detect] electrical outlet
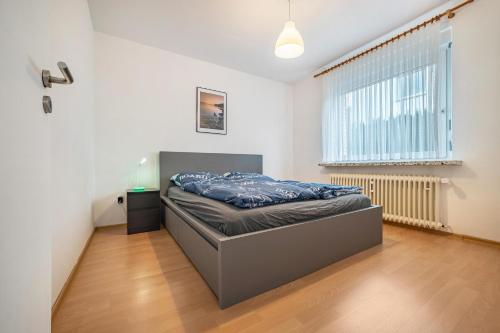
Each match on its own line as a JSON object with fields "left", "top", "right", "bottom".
{"left": 117, "top": 196, "right": 124, "bottom": 204}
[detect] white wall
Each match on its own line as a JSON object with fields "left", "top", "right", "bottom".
{"left": 49, "top": 0, "right": 95, "bottom": 304}
{"left": 94, "top": 32, "right": 293, "bottom": 226}
{"left": 292, "top": 0, "right": 500, "bottom": 242}
{"left": 0, "top": 1, "right": 51, "bottom": 332}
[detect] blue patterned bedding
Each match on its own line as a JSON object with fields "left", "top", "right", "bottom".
{"left": 171, "top": 172, "right": 362, "bottom": 209}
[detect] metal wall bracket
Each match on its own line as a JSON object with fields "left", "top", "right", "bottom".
{"left": 42, "top": 61, "right": 74, "bottom": 88}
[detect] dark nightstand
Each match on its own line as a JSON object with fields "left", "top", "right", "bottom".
{"left": 127, "top": 188, "right": 160, "bottom": 234}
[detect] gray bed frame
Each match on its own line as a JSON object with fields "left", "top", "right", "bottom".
{"left": 159, "top": 151, "right": 383, "bottom": 309}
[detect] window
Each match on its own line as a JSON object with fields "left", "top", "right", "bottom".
{"left": 322, "top": 23, "right": 452, "bottom": 163}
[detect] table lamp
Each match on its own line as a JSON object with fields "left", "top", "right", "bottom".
{"left": 133, "top": 157, "right": 147, "bottom": 191}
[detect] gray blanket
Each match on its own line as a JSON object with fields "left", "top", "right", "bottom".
{"left": 168, "top": 186, "right": 371, "bottom": 236}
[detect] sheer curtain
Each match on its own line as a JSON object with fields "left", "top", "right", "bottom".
{"left": 322, "top": 22, "right": 451, "bottom": 163}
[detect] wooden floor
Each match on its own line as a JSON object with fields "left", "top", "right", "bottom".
{"left": 52, "top": 224, "right": 500, "bottom": 333}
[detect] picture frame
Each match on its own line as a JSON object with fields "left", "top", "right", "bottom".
{"left": 196, "top": 87, "right": 227, "bottom": 135}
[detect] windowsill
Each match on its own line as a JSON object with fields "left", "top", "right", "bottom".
{"left": 319, "top": 160, "right": 463, "bottom": 167}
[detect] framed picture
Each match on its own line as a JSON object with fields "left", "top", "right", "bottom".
{"left": 196, "top": 87, "right": 227, "bottom": 135}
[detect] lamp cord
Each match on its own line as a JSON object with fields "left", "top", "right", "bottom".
{"left": 288, "top": 0, "right": 291, "bottom": 20}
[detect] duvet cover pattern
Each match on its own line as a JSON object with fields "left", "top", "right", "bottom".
{"left": 172, "top": 172, "right": 362, "bottom": 208}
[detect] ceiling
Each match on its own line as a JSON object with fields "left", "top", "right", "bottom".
{"left": 88, "top": 0, "right": 448, "bottom": 82}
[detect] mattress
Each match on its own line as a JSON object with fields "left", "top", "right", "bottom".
{"left": 168, "top": 186, "right": 372, "bottom": 236}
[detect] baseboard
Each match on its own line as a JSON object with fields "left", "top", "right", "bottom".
{"left": 51, "top": 227, "right": 96, "bottom": 318}
{"left": 95, "top": 222, "right": 127, "bottom": 229}
{"left": 383, "top": 221, "right": 500, "bottom": 247}
{"left": 383, "top": 220, "right": 450, "bottom": 235}
{"left": 452, "top": 233, "right": 500, "bottom": 247}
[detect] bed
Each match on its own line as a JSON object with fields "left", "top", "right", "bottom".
{"left": 160, "top": 151, "right": 383, "bottom": 308}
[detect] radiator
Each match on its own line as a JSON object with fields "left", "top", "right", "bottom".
{"left": 331, "top": 174, "right": 444, "bottom": 229}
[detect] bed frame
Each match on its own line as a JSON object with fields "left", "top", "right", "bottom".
{"left": 159, "top": 151, "right": 383, "bottom": 309}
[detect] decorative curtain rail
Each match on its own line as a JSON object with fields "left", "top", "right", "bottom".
{"left": 314, "top": 0, "right": 474, "bottom": 78}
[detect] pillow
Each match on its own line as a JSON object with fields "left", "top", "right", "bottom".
{"left": 223, "top": 172, "right": 274, "bottom": 181}
{"left": 170, "top": 172, "right": 219, "bottom": 186}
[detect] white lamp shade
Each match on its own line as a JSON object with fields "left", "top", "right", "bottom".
{"left": 275, "top": 21, "right": 304, "bottom": 59}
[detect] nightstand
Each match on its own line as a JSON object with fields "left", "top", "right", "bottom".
{"left": 127, "top": 188, "right": 160, "bottom": 234}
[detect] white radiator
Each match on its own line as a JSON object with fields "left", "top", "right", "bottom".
{"left": 331, "top": 174, "right": 444, "bottom": 229}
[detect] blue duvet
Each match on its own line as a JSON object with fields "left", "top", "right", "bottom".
{"left": 172, "top": 172, "right": 362, "bottom": 209}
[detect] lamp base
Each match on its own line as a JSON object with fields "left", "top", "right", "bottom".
{"left": 132, "top": 186, "right": 145, "bottom": 192}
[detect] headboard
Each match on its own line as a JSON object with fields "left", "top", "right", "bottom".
{"left": 159, "top": 151, "right": 263, "bottom": 195}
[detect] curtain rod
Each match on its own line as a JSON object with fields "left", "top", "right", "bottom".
{"left": 314, "top": 0, "right": 474, "bottom": 78}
